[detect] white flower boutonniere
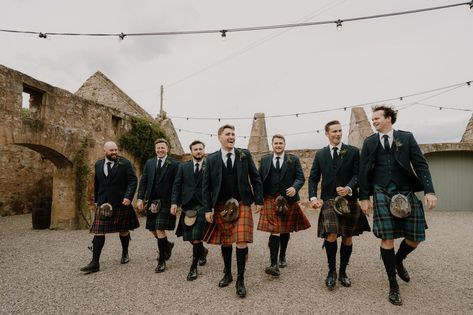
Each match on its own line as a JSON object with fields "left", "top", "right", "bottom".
{"left": 394, "top": 138, "right": 403, "bottom": 151}
{"left": 339, "top": 149, "right": 348, "bottom": 159}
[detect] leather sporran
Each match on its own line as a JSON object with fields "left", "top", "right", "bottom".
{"left": 98, "top": 203, "right": 113, "bottom": 219}
{"left": 184, "top": 210, "right": 198, "bottom": 227}
{"left": 390, "top": 193, "right": 411, "bottom": 218}
{"left": 149, "top": 200, "right": 161, "bottom": 214}
{"left": 274, "top": 195, "right": 290, "bottom": 216}
{"left": 333, "top": 196, "right": 350, "bottom": 216}
{"left": 220, "top": 198, "right": 240, "bottom": 223}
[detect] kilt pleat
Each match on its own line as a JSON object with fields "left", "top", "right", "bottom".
{"left": 257, "top": 197, "right": 311, "bottom": 234}
{"left": 372, "top": 183, "right": 427, "bottom": 242}
{"left": 90, "top": 205, "right": 140, "bottom": 234}
{"left": 317, "top": 199, "right": 370, "bottom": 238}
{"left": 204, "top": 203, "right": 253, "bottom": 245}
{"left": 176, "top": 207, "right": 207, "bottom": 241}
{"left": 145, "top": 208, "right": 176, "bottom": 231}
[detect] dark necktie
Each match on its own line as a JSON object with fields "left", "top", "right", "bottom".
{"left": 332, "top": 147, "right": 339, "bottom": 168}
{"left": 383, "top": 135, "right": 390, "bottom": 151}
{"left": 156, "top": 159, "right": 162, "bottom": 175}
{"left": 226, "top": 153, "right": 232, "bottom": 171}
{"left": 275, "top": 156, "right": 281, "bottom": 172}
{"left": 106, "top": 162, "right": 112, "bottom": 177}
{"left": 194, "top": 163, "right": 200, "bottom": 178}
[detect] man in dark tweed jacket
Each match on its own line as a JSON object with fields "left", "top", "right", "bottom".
{"left": 137, "top": 138, "right": 180, "bottom": 273}
{"left": 359, "top": 105, "right": 437, "bottom": 306}
{"left": 309, "top": 120, "right": 370, "bottom": 290}
{"left": 80, "top": 141, "right": 139, "bottom": 274}
{"left": 171, "top": 140, "right": 209, "bottom": 281}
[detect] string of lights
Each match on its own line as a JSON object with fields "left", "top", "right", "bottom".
{"left": 168, "top": 80, "right": 472, "bottom": 121}
{"left": 1, "top": 2, "right": 471, "bottom": 40}
{"left": 173, "top": 82, "right": 472, "bottom": 139}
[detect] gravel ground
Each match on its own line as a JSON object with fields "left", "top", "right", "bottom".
{"left": 1, "top": 209, "right": 472, "bottom": 314}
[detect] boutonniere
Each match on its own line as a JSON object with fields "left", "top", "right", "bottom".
{"left": 237, "top": 149, "right": 246, "bottom": 160}
{"left": 115, "top": 157, "right": 124, "bottom": 166}
{"left": 286, "top": 155, "right": 293, "bottom": 164}
{"left": 164, "top": 159, "right": 172, "bottom": 166}
{"left": 393, "top": 138, "right": 403, "bottom": 151}
{"left": 339, "top": 149, "right": 348, "bottom": 159}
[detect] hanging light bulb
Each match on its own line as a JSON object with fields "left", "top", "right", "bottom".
{"left": 220, "top": 30, "right": 227, "bottom": 41}
{"left": 336, "top": 19, "right": 343, "bottom": 31}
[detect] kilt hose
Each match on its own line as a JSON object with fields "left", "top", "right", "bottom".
{"left": 145, "top": 207, "right": 176, "bottom": 231}
{"left": 257, "top": 197, "right": 311, "bottom": 234}
{"left": 318, "top": 199, "right": 370, "bottom": 239}
{"left": 90, "top": 204, "right": 140, "bottom": 234}
{"left": 176, "top": 207, "right": 208, "bottom": 242}
{"left": 373, "top": 182, "right": 427, "bottom": 242}
{"left": 204, "top": 203, "right": 253, "bottom": 245}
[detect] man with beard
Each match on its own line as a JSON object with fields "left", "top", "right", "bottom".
{"left": 309, "top": 121, "right": 370, "bottom": 290}
{"left": 359, "top": 105, "right": 437, "bottom": 305}
{"left": 80, "top": 141, "right": 140, "bottom": 274}
{"left": 257, "top": 134, "right": 311, "bottom": 277}
{"left": 203, "top": 124, "right": 263, "bottom": 298}
{"left": 137, "top": 138, "right": 180, "bottom": 273}
{"left": 171, "top": 140, "right": 209, "bottom": 281}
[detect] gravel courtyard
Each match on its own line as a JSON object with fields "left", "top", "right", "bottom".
{"left": 1, "top": 210, "right": 472, "bottom": 314}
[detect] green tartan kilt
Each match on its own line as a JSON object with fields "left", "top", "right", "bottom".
{"left": 145, "top": 207, "right": 176, "bottom": 231}
{"left": 373, "top": 183, "right": 428, "bottom": 242}
{"left": 176, "top": 207, "right": 207, "bottom": 241}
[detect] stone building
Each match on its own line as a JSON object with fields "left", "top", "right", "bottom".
{"left": 0, "top": 65, "right": 183, "bottom": 228}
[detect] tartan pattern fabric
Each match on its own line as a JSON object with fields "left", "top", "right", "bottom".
{"left": 204, "top": 203, "right": 253, "bottom": 245}
{"left": 145, "top": 207, "right": 176, "bottom": 231}
{"left": 257, "top": 197, "right": 311, "bottom": 234}
{"left": 176, "top": 207, "right": 208, "bottom": 241}
{"left": 317, "top": 199, "right": 370, "bottom": 238}
{"left": 90, "top": 205, "right": 140, "bottom": 234}
{"left": 372, "top": 183, "right": 427, "bottom": 241}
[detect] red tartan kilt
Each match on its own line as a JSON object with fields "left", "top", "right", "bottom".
{"left": 90, "top": 205, "right": 140, "bottom": 234}
{"left": 204, "top": 203, "right": 253, "bottom": 245}
{"left": 257, "top": 197, "right": 311, "bottom": 234}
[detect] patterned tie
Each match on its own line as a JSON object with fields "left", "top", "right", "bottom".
{"left": 275, "top": 156, "right": 281, "bottom": 172}
{"left": 332, "top": 147, "right": 339, "bottom": 168}
{"left": 383, "top": 135, "right": 390, "bottom": 151}
{"left": 226, "top": 153, "right": 232, "bottom": 170}
{"left": 106, "top": 162, "right": 112, "bottom": 177}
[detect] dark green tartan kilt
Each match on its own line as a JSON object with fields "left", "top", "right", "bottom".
{"left": 373, "top": 183, "right": 427, "bottom": 242}
{"left": 176, "top": 207, "right": 207, "bottom": 241}
{"left": 318, "top": 199, "right": 371, "bottom": 238}
{"left": 145, "top": 207, "right": 176, "bottom": 231}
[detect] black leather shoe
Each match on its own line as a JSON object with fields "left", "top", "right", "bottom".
{"left": 278, "top": 256, "right": 287, "bottom": 268}
{"left": 199, "top": 247, "right": 208, "bottom": 266}
{"left": 265, "top": 264, "right": 280, "bottom": 277}
{"left": 325, "top": 269, "right": 337, "bottom": 290}
{"left": 389, "top": 286, "right": 402, "bottom": 306}
{"left": 218, "top": 273, "right": 233, "bottom": 287}
{"left": 164, "top": 242, "right": 174, "bottom": 261}
{"left": 339, "top": 271, "right": 351, "bottom": 287}
{"left": 80, "top": 261, "right": 100, "bottom": 274}
{"left": 396, "top": 261, "right": 410, "bottom": 282}
{"left": 120, "top": 253, "right": 129, "bottom": 264}
{"left": 236, "top": 277, "right": 246, "bottom": 298}
{"left": 187, "top": 268, "right": 198, "bottom": 281}
{"left": 155, "top": 261, "right": 166, "bottom": 273}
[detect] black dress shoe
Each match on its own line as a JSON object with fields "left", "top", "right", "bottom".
{"left": 265, "top": 264, "right": 280, "bottom": 277}
{"left": 325, "top": 269, "right": 337, "bottom": 290}
{"left": 155, "top": 261, "right": 166, "bottom": 273}
{"left": 164, "top": 242, "right": 174, "bottom": 261}
{"left": 187, "top": 268, "right": 198, "bottom": 281}
{"left": 199, "top": 247, "right": 209, "bottom": 266}
{"left": 236, "top": 277, "right": 246, "bottom": 298}
{"left": 120, "top": 253, "right": 130, "bottom": 264}
{"left": 80, "top": 261, "right": 100, "bottom": 274}
{"left": 218, "top": 273, "right": 233, "bottom": 287}
{"left": 389, "top": 286, "right": 403, "bottom": 306}
{"left": 396, "top": 261, "right": 410, "bottom": 282}
{"left": 278, "top": 256, "right": 287, "bottom": 268}
{"left": 339, "top": 271, "right": 351, "bottom": 287}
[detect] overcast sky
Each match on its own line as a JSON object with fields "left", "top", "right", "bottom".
{"left": 1, "top": 0, "right": 472, "bottom": 153}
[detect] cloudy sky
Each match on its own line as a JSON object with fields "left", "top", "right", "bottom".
{"left": 1, "top": 0, "right": 472, "bottom": 152}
